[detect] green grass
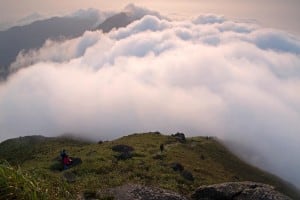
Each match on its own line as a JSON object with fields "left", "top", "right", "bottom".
{"left": 0, "top": 161, "right": 47, "bottom": 199}
{"left": 0, "top": 133, "right": 299, "bottom": 199}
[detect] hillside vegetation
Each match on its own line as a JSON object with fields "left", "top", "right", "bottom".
{"left": 0, "top": 133, "right": 299, "bottom": 199}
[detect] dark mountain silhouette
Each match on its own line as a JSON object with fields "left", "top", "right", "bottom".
{"left": 96, "top": 12, "right": 135, "bottom": 33}
{"left": 0, "top": 15, "right": 99, "bottom": 79}
{"left": 0, "top": 10, "right": 150, "bottom": 80}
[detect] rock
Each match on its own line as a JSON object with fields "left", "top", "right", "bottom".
{"left": 97, "top": 140, "right": 103, "bottom": 144}
{"left": 171, "top": 162, "right": 184, "bottom": 172}
{"left": 181, "top": 170, "right": 194, "bottom": 181}
{"left": 82, "top": 191, "right": 98, "bottom": 200}
{"left": 96, "top": 184, "right": 188, "bottom": 200}
{"left": 70, "top": 157, "right": 82, "bottom": 167}
{"left": 172, "top": 132, "right": 186, "bottom": 143}
{"left": 112, "top": 144, "right": 134, "bottom": 153}
{"left": 115, "top": 151, "right": 133, "bottom": 160}
{"left": 191, "top": 181, "right": 292, "bottom": 200}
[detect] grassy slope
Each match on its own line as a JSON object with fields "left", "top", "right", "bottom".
{"left": 0, "top": 133, "right": 299, "bottom": 199}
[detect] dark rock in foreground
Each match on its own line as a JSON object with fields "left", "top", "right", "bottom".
{"left": 95, "top": 184, "right": 188, "bottom": 200}
{"left": 181, "top": 170, "right": 194, "bottom": 181}
{"left": 191, "top": 181, "right": 292, "bottom": 200}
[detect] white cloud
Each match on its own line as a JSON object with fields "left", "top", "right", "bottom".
{"left": 1, "top": 12, "right": 300, "bottom": 188}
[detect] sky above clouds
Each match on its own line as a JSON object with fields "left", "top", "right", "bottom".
{"left": 1, "top": 5, "right": 300, "bottom": 187}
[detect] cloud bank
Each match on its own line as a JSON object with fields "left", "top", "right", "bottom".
{"left": 1, "top": 11, "right": 300, "bottom": 187}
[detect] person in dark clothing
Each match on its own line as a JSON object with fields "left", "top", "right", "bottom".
{"left": 160, "top": 144, "right": 164, "bottom": 153}
{"left": 60, "top": 149, "right": 67, "bottom": 159}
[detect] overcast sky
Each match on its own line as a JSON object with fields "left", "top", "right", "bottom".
{"left": 0, "top": 0, "right": 300, "bottom": 35}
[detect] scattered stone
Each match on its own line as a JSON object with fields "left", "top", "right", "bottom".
{"left": 171, "top": 162, "right": 184, "bottom": 172}
{"left": 112, "top": 144, "right": 134, "bottom": 153}
{"left": 115, "top": 151, "right": 133, "bottom": 160}
{"left": 181, "top": 170, "right": 194, "bottom": 181}
{"left": 63, "top": 171, "right": 77, "bottom": 183}
{"left": 96, "top": 184, "right": 188, "bottom": 200}
{"left": 191, "top": 181, "right": 292, "bottom": 200}
{"left": 172, "top": 132, "right": 186, "bottom": 143}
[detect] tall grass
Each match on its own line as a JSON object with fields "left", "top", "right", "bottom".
{"left": 0, "top": 161, "right": 47, "bottom": 200}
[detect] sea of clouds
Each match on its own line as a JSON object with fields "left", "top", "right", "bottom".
{"left": 1, "top": 5, "right": 300, "bottom": 187}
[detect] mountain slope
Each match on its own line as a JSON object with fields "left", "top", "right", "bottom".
{"left": 0, "top": 133, "right": 299, "bottom": 199}
{"left": 0, "top": 15, "right": 99, "bottom": 79}
{"left": 0, "top": 11, "right": 149, "bottom": 80}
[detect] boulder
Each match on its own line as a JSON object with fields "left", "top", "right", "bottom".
{"left": 171, "top": 162, "right": 184, "bottom": 172}
{"left": 115, "top": 151, "right": 133, "bottom": 160}
{"left": 96, "top": 184, "right": 188, "bottom": 200}
{"left": 181, "top": 170, "right": 194, "bottom": 181}
{"left": 97, "top": 140, "right": 103, "bottom": 144}
{"left": 191, "top": 181, "right": 292, "bottom": 200}
{"left": 172, "top": 132, "right": 186, "bottom": 143}
{"left": 112, "top": 144, "right": 134, "bottom": 153}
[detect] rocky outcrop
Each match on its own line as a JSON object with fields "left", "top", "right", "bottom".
{"left": 191, "top": 181, "right": 292, "bottom": 200}
{"left": 94, "top": 184, "right": 188, "bottom": 200}
{"left": 112, "top": 144, "right": 134, "bottom": 153}
{"left": 172, "top": 132, "right": 186, "bottom": 143}
{"left": 112, "top": 144, "right": 135, "bottom": 160}
{"left": 80, "top": 182, "right": 293, "bottom": 200}
{"left": 181, "top": 170, "right": 194, "bottom": 181}
{"left": 171, "top": 162, "right": 184, "bottom": 172}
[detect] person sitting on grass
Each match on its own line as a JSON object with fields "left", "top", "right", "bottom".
{"left": 60, "top": 149, "right": 72, "bottom": 170}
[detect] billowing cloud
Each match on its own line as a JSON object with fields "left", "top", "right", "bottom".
{"left": 1, "top": 11, "right": 300, "bottom": 188}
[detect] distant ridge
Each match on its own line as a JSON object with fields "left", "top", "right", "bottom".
{"left": 96, "top": 12, "right": 134, "bottom": 33}
{"left": 0, "top": 15, "right": 99, "bottom": 79}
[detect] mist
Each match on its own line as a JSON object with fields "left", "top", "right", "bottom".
{"left": 1, "top": 7, "right": 300, "bottom": 188}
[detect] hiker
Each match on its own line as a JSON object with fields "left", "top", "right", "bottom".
{"left": 160, "top": 144, "right": 164, "bottom": 153}
{"left": 60, "top": 149, "right": 72, "bottom": 170}
{"left": 60, "top": 149, "right": 67, "bottom": 159}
